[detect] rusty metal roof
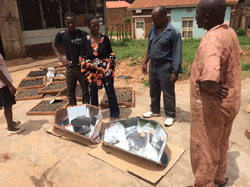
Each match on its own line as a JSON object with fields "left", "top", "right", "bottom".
{"left": 128, "top": 0, "right": 238, "bottom": 9}
{"left": 106, "top": 1, "right": 131, "bottom": 9}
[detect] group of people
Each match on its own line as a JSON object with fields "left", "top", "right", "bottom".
{"left": 52, "top": 12, "right": 120, "bottom": 120}
{"left": 0, "top": 0, "right": 242, "bottom": 186}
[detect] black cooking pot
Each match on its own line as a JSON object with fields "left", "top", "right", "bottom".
{"left": 71, "top": 116, "right": 91, "bottom": 134}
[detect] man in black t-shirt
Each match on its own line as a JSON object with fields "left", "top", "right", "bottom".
{"left": 52, "top": 12, "right": 89, "bottom": 106}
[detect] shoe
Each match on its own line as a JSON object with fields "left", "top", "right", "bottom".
{"left": 7, "top": 127, "right": 25, "bottom": 136}
{"left": 110, "top": 116, "right": 120, "bottom": 121}
{"left": 164, "top": 117, "right": 174, "bottom": 127}
{"left": 142, "top": 111, "right": 160, "bottom": 118}
{"left": 214, "top": 177, "right": 228, "bottom": 187}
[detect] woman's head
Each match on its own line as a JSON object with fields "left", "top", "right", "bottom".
{"left": 87, "top": 15, "right": 100, "bottom": 35}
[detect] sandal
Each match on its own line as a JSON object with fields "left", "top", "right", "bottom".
{"left": 7, "top": 127, "right": 25, "bottom": 136}
{"left": 6, "top": 121, "right": 21, "bottom": 129}
{"left": 215, "top": 177, "right": 228, "bottom": 187}
{"left": 13, "top": 121, "right": 21, "bottom": 126}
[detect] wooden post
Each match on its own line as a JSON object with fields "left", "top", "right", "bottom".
{"left": 67, "top": 0, "right": 70, "bottom": 12}
{"left": 117, "top": 26, "right": 119, "bottom": 40}
{"left": 94, "top": 0, "right": 97, "bottom": 15}
{"left": 110, "top": 26, "right": 113, "bottom": 39}
{"left": 122, "top": 25, "right": 124, "bottom": 39}
{"left": 129, "top": 26, "right": 132, "bottom": 38}
{"left": 59, "top": 0, "right": 63, "bottom": 28}
{"left": 85, "top": 0, "right": 88, "bottom": 17}
{"left": 38, "top": 0, "right": 46, "bottom": 29}
{"left": 17, "top": 0, "right": 24, "bottom": 31}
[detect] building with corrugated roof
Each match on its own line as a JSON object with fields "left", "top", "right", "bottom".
{"left": 128, "top": 0, "right": 238, "bottom": 39}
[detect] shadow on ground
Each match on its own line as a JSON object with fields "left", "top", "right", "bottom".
{"left": 20, "top": 119, "right": 49, "bottom": 135}
{"left": 227, "top": 151, "right": 240, "bottom": 186}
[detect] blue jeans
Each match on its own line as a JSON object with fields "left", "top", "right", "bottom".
{"left": 149, "top": 61, "right": 176, "bottom": 117}
{"left": 90, "top": 77, "right": 120, "bottom": 118}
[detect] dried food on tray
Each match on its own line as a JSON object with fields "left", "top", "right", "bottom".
{"left": 56, "top": 84, "right": 82, "bottom": 101}
{"left": 104, "top": 117, "right": 169, "bottom": 167}
{"left": 27, "top": 70, "right": 47, "bottom": 77}
{"left": 17, "top": 76, "right": 46, "bottom": 90}
{"left": 15, "top": 89, "right": 43, "bottom": 101}
{"left": 39, "top": 81, "right": 67, "bottom": 94}
{"left": 44, "top": 92, "right": 60, "bottom": 97}
{"left": 39, "top": 62, "right": 63, "bottom": 70}
{"left": 26, "top": 100, "right": 68, "bottom": 115}
{"left": 53, "top": 104, "right": 103, "bottom": 143}
{"left": 100, "top": 87, "right": 135, "bottom": 107}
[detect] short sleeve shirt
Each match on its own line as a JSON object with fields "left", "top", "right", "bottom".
{"left": 54, "top": 29, "right": 87, "bottom": 66}
{"left": 0, "top": 54, "right": 12, "bottom": 88}
{"left": 190, "top": 22, "right": 242, "bottom": 104}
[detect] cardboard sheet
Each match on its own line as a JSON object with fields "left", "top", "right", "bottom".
{"left": 88, "top": 143, "right": 185, "bottom": 184}
{"left": 44, "top": 124, "right": 98, "bottom": 148}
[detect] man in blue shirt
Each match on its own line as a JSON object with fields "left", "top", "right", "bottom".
{"left": 142, "top": 5, "right": 183, "bottom": 126}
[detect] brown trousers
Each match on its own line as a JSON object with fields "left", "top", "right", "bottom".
{"left": 190, "top": 97, "right": 240, "bottom": 187}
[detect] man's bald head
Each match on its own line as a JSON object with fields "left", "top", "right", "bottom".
{"left": 151, "top": 5, "right": 168, "bottom": 28}
{"left": 153, "top": 5, "right": 167, "bottom": 17}
{"left": 198, "top": 0, "right": 226, "bottom": 19}
{"left": 196, "top": 0, "right": 226, "bottom": 30}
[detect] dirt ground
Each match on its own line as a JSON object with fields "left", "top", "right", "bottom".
{"left": 0, "top": 61, "right": 250, "bottom": 187}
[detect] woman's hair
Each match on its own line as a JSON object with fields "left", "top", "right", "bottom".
{"left": 86, "top": 15, "right": 98, "bottom": 25}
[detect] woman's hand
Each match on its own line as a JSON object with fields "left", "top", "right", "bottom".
{"left": 105, "top": 62, "right": 111, "bottom": 72}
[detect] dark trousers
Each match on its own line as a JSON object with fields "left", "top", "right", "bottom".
{"left": 90, "top": 77, "right": 120, "bottom": 118}
{"left": 66, "top": 66, "right": 90, "bottom": 106}
{"left": 149, "top": 61, "right": 176, "bottom": 117}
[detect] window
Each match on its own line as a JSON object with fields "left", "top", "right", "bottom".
{"left": 136, "top": 22, "right": 144, "bottom": 29}
{"left": 182, "top": 18, "right": 193, "bottom": 38}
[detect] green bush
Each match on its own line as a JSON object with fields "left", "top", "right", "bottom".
{"left": 236, "top": 28, "right": 246, "bottom": 36}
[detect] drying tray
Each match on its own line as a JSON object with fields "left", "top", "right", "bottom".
{"left": 53, "top": 76, "right": 66, "bottom": 81}
{"left": 39, "top": 62, "right": 63, "bottom": 70}
{"left": 56, "top": 84, "right": 82, "bottom": 101}
{"left": 100, "top": 87, "right": 135, "bottom": 108}
{"left": 17, "top": 76, "right": 46, "bottom": 90}
{"left": 38, "top": 81, "right": 67, "bottom": 94}
{"left": 15, "top": 88, "right": 43, "bottom": 101}
{"left": 26, "top": 100, "right": 69, "bottom": 115}
{"left": 26, "top": 70, "right": 47, "bottom": 77}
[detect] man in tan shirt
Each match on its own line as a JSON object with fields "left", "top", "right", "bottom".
{"left": 190, "top": 0, "right": 242, "bottom": 186}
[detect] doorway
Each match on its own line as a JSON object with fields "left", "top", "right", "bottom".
{"left": 135, "top": 18, "right": 145, "bottom": 39}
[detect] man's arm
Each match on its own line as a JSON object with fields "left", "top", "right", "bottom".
{"left": 170, "top": 31, "right": 182, "bottom": 84}
{"left": 51, "top": 41, "right": 71, "bottom": 67}
{"left": 200, "top": 81, "right": 228, "bottom": 98}
{"left": 0, "top": 69, "right": 16, "bottom": 95}
{"left": 142, "top": 52, "right": 150, "bottom": 74}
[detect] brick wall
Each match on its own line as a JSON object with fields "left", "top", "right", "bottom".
{"left": 107, "top": 8, "right": 132, "bottom": 31}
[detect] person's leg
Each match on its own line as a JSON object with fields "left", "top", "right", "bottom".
{"left": 66, "top": 68, "right": 77, "bottom": 106}
{"left": 158, "top": 63, "right": 176, "bottom": 117}
{"left": 191, "top": 100, "right": 224, "bottom": 187}
{"left": 76, "top": 67, "right": 90, "bottom": 104}
{"left": 4, "top": 105, "right": 14, "bottom": 131}
{"left": 90, "top": 83, "right": 99, "bottom": 106}
{"left": 104, "top": 77, "right": 120, "bottom": 118}
{"left": 0, "top": 86, "right": 23, "bottom": 133}
{"left": 149, "top": 62, "right": 161, "bottom": 114}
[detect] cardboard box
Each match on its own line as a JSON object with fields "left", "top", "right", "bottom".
{"left": 53, "top": 104, "right": 103, "bottom": 144}
{"left": 88, "top": 143, "right": 185, "bottom": 184}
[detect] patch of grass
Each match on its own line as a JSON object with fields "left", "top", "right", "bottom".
{"left": 241, "top": 71, "right": 250, "bottom": 79}
{"left": 143, "top": 79, "right": 149, "bottom": 86}
{"left": 111, "top": 38, "right": 148, "bottom": 63}
{"left": 238, "top": 37, "right": 250, "bottom": 51}
{"left": 241, "top": 62, "right": 250, "bottom": 71}
{"left": 111, "top": 36, "right": 250, "bottom": 80}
